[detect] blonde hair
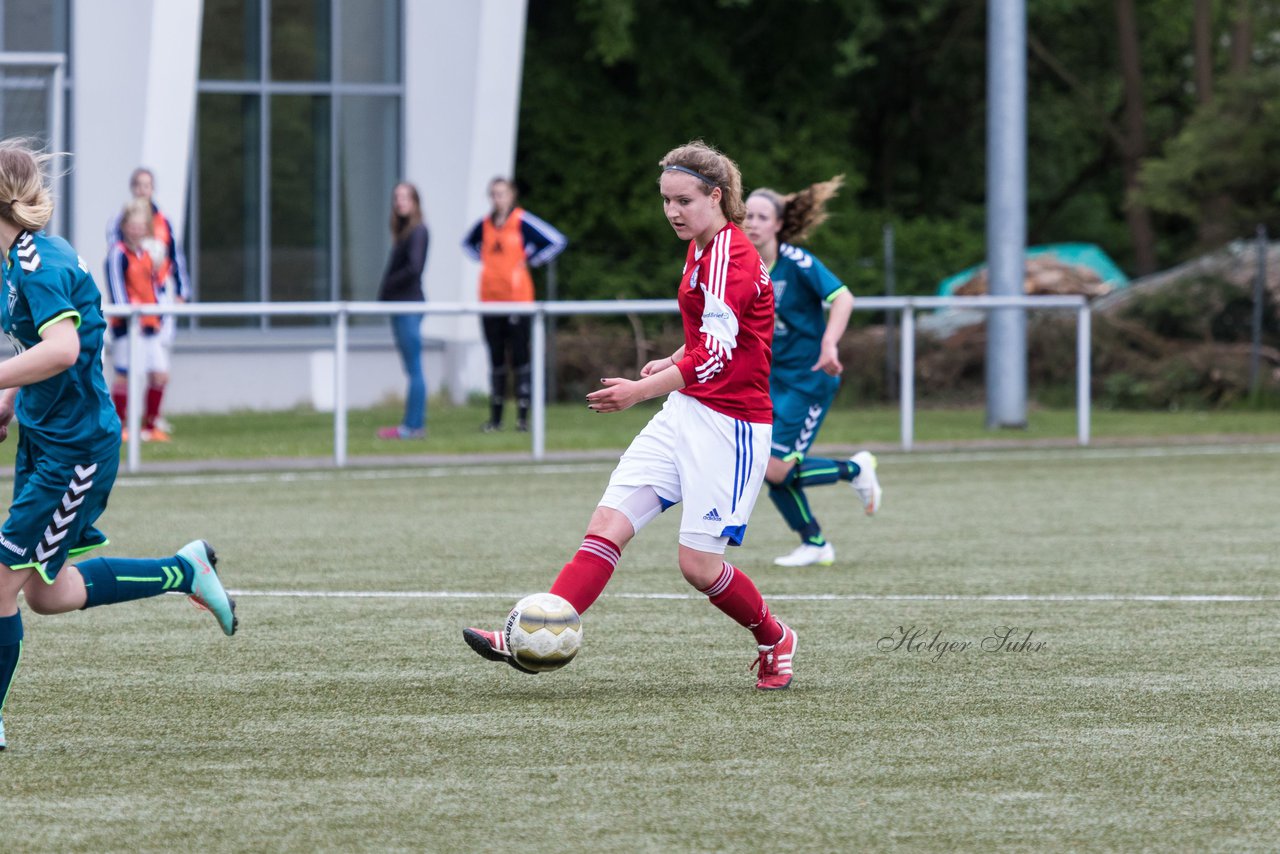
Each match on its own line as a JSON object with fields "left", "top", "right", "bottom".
{"left": 658, "top": 140, "right": 746, "bottom": 225}
{"left": 0, "top": 138, "right": 57, "bottom": 232}
{"left": 749, "top": 175, "right": 844, "bottom": 245}
{"left": 122, "top": 197, "right": 152, "bottom": 229}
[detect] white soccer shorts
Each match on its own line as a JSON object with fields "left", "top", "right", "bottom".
{"left": 599, "top": 390, "right": 771, "bottom": 554}
{"left": 111, "top": 330, "right": 170, "bottom": 374}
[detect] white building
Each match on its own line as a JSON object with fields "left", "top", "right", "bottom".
{"left": 1, "top": 0, "right": 528, "bottom": 411}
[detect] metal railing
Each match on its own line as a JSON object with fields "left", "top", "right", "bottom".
{"left": 104, "top": 294, "right": 1091, "bottom": 471}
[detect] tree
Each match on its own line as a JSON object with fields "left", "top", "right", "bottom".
{"left": 1135, "top": 66, "right": 1280, "bottom": 240}
{"left": 515, "top": 0, "right": 1278, "bottom": 305}
{"left": 1115, "top": 0, "right": 1158, "bottom": 274}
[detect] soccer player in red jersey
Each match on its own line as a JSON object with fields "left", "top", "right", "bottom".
{"left": 464, "top": 141, "right": 797, "bottom": 690}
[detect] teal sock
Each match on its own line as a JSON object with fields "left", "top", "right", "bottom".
{"left": 79, "top": 556, "right": 193, "bottom": 608}
{"left": 767, "top": 478, "right": 825, "bottom": 546}
{"left": 796, "top": 457, "right": 858, "bottom": 487}
{"left": 0, "top": 612, "right": 22, "bottom": 718}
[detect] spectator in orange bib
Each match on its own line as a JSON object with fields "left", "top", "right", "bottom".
{"left": 462, "top": 178, "right": 566, "bottom": 432}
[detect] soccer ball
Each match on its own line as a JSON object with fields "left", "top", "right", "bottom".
{"left": 504, "top": 593, "right": 583, "bottom": 673}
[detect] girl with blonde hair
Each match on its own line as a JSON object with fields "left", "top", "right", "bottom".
{"left": 0, "top": 139, "right": 236, "bottom": 752}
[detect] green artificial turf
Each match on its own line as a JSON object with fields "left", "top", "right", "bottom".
{"left": 2, "top": 443, "right": 1278, "bottom": 850}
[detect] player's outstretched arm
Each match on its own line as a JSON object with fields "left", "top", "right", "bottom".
{"left": 812, "top": 290, "right": 854, "bottom": 376}
{"left": 587, "top": 363, "right": 685, "bottom": 413}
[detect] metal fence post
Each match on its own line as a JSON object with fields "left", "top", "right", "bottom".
{"left": 126, "top": 311, "right": 143, "bottom": 472}
{"left": 334, "top": 305, "right": 348, "bottom": 468}
{"left": 900, "top": 305, "right": 915, "bottom": 451}
{"left": 1077, "top": 304, "right": 1091, "bottom": 446}
{"left": 531, "top": 308, "right": 547, "bottom": 461}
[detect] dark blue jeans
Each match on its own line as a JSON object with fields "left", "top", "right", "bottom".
{"left": 391, "top": 313, "right": 426, "bottom": 432}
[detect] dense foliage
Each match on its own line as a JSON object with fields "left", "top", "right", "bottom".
{"left": 514, "top": 0, "right": 1279, "bottom": 302}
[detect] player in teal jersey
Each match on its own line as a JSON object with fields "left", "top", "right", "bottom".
{"left": 0, "top": 139, "right": 236, "bottom": 752}
{"left": 743, "top": 176, "right": 883, "bottom": 567}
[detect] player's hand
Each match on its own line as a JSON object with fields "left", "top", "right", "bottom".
{"left": 0, "top": 405, "right": 13, "bottom": 443}
{"left": 587, "top": 377, "right": 642, "bottom": 413}
{"left": 812, "top": 340, "right": 843, "bottom": 376}
{"left": 640, "top": 357, "right": 673, "bottom": 377}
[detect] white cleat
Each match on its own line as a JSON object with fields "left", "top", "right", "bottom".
{"left": 850, "top": 451, "right": 882, "bottom": 516}
{"left": 774, "top": 542, "right": 835, "bottom": 567}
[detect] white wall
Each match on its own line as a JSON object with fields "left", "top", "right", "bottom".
{"left": 405, "top": 0, "right": 528, "bottom": 403}
{"left": 71, "top": 0, "right": 201, "bottom": 277}
{"left": 56, "top": 1, "right": 531, "bottom": 415}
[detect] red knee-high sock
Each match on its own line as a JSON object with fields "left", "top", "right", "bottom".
{"left": 548, "top": 535, "right": 621, "bottom": 615}
{"left": 144, "top": 385, "right": 165, "bottom": 430}
{"left": 700, "top": 562, "right": 783, "bottom": 647}
{"left": 111, "top": 387, "right": 127, "bottom": 422}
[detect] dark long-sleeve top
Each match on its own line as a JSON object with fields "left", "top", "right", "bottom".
{"left": 378, "top": 223, "right": 430, "bottom": 301}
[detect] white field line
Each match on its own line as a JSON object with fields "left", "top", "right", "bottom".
{"left": 106, "top": 441, "right": 1280, "bottom": 489}
{"left": 225, "top": 589, "right": 1280, "bottom": 603}
{"left": 111, "top": 462, "right": 612, "bottom": 488}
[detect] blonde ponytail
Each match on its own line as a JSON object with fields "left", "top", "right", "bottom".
{"left": 0, "top": 138, "right": 58, "bottom": 232}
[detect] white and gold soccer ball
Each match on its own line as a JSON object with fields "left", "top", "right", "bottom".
{"left": 504, "top": 593, "right": 583, "bottom": 673}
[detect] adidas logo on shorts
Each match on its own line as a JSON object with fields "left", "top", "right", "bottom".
{"left": 702, "top": 508, "right": 722, "bottom": 521}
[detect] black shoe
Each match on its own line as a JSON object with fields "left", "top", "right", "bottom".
{"left": 481, "top": 421, "right": 502, "bottom": 433}
{"left": 515, "top": 420, "right": 529, "bottom": 433}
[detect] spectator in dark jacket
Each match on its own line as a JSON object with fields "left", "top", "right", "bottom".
{"left": 377, "top": 182, "right": 430, "bottom": 440}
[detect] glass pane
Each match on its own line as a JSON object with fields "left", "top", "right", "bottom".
{"left": 271, "top": 0, "right": 331, "bottom": 81}
{"left": 0, "top": 68, "right": 53, "bottom": 143}
{"left": 270, "top": 95, "right": 331, "bottom": 316}
{"left": 197, "top": 94, "right": 262, "bottom": 318}
{"left": 337, "top": 0, "right": 399, "bottom": 83}
{"left": 339, "top": 96, "right": 399, "bottom": 305}
{"left": 200, "top": 0, "right": 262, "bottom": 80}
{"left": 2, "top": 0, "right": 68, "bottom": 52}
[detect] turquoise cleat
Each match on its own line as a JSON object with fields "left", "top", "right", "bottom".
{"left": 179, "top": 540, "right": 237, "bottom": 636}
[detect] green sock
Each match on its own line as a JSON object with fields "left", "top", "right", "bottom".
{"left": 795, "top": 457, "right": 857, "bottom": 487}
{"left": 0, "top": 612, "right": 22, "bottom": 720}
{"left": 79, "top": 556, "right": 193, "bottom": 608}
{"left": 768, "top": 479, "right": 825, "bottom": 546}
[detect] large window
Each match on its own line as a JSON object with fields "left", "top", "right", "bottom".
{"left": 0, "top": 0, "right": 71, "bottom": 235}
{"left": 195, "top": 0, "right": 402, "bottom": 325}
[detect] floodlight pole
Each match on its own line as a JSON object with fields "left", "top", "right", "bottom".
{"left": 985, "top": 0, "right": 1029, "bottom": 428}
{"left": 1249, "top": 225, "right": 1267, "bottom": 396}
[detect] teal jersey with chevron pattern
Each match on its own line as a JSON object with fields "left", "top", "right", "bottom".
{"left": 769, "top": 243, "right": 848, "bottom": 380}
{"left": 2, "top": 230, "right": 121, "bottom": 460}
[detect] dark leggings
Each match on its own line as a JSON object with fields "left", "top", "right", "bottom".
{"left": 482, "top": 314, "right": 532, "bottom": 426}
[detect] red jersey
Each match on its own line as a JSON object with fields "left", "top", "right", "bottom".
{"left": 673, "top": 223, "right": 774, "bottom": 423}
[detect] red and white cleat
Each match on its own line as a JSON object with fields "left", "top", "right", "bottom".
{"left": 462, "top": 627, "right": 537, "bottom": 674}
{"left": 752, "top": 622, "right": 797, "bottom": 690}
